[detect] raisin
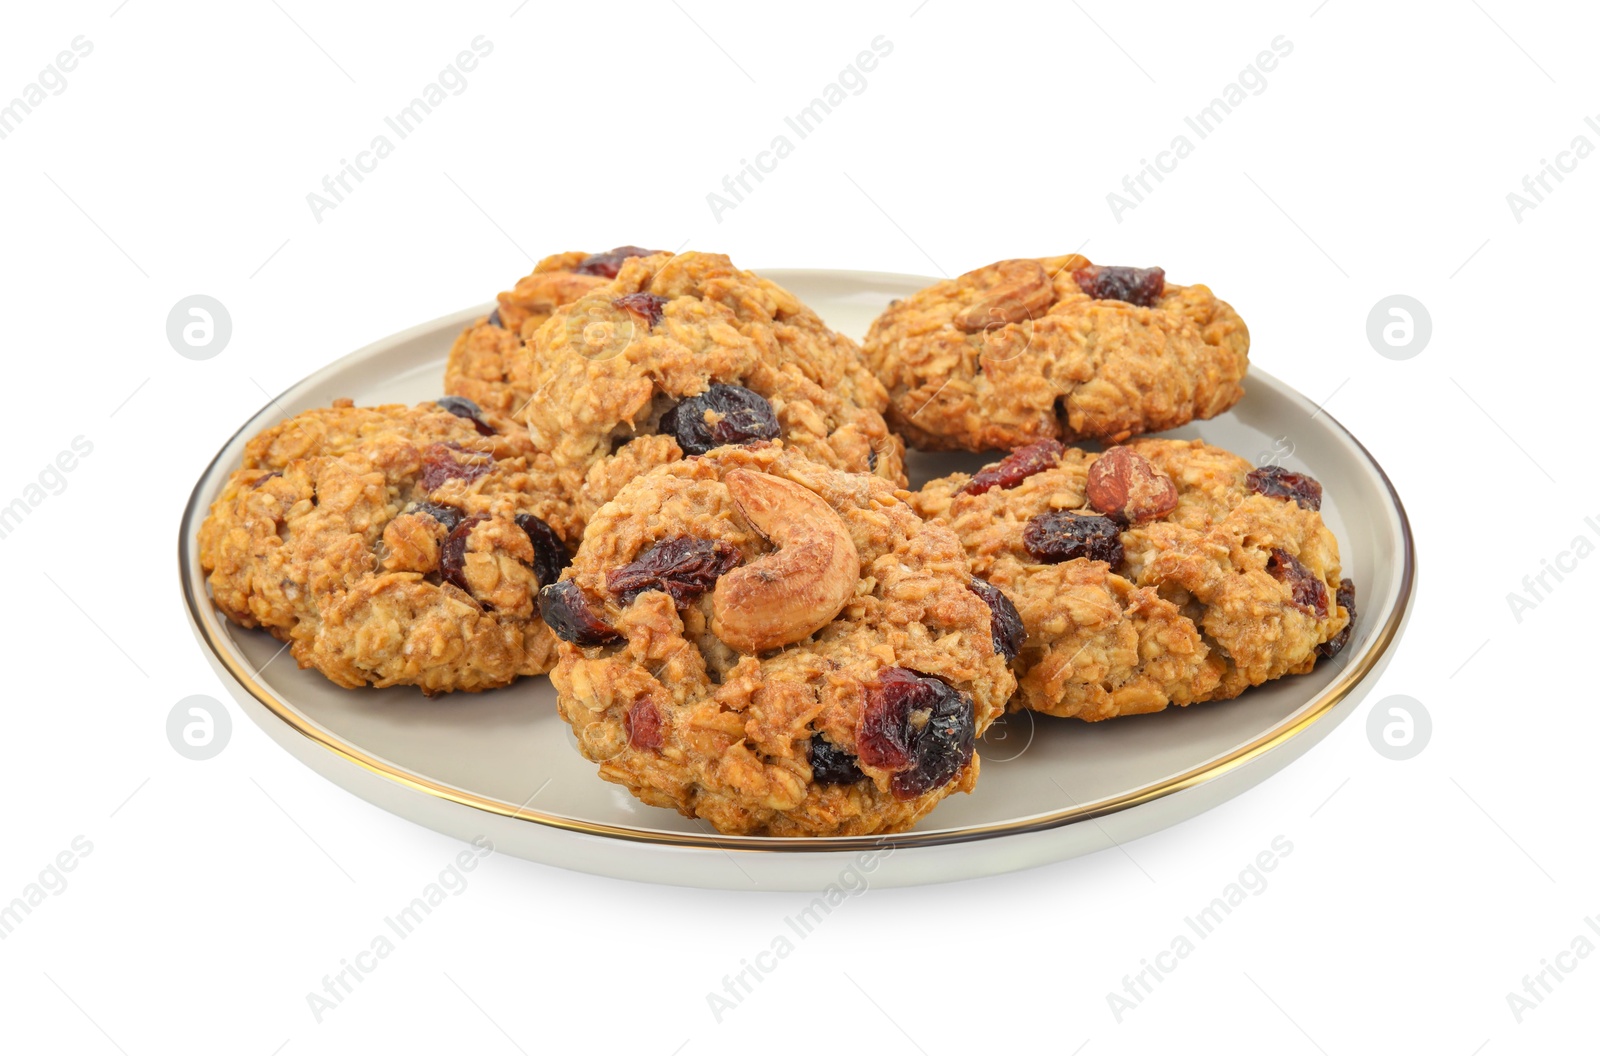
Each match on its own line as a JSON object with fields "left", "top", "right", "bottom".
{"left": 1318, "top": 578, "right": 1357, "bottom": 658}
{"left": 486, "top": 308, "right": 503, "bottom": 329}
{"left": 612, "top": 292, "right": 667, "bottom": 328}
{"left": 867, "top": 446, "right": 878, "bottom": 472}
{"left": 515, "top": 513, "right": 569, "bottom": 588}
{"left": 575, "top": 246, "right": 664, "bottom": 278}
{"left": 625, "top": 697, "right": 664, "bottom": 750}
{"left": 809, "top": 736, "right": 866, "bottom": 784}
{"left": 1267, "top": 548, "right": 1329, "bottom": 618}
{"left": 858, "top": 668, "right": 975, "bottom": 800}
{"left": 608, "top": 536, "right": 742, "bottom": 606}
{"left": 1022, "top": 511, "right": 1124, "bottom": 566}
{"left": 421, "top": 443, "right": 493, "bottom": 492}
{"left": 411, "top": 501, "right": 465, "bottom": 533}
{"left": 969, "top": 579, "right": 1026, "bottom": 661}
{"left": 251, "top": 471, "right": 282, "bottom": 488}
{"left": 1247, "top": 465, "right": 1323, "bottom": 512}
{"left": 435, "top": 396, "right": 495, "bottom": 436}
{"left": 440, "top": 515, "right": 490, "bottom": 593}
{"left": 961, "top": 438, "right": 1066, "bottom": 495}
{"left": 659, "top": 384, "right": 780, "bottom": 456}
{"left": 1072, "top": 265, "right": 1166, "bottom": 307}
{"left": 538, "top": 580, "right": 620, "bottom": 645}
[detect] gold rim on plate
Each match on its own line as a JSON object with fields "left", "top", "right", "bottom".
{"left": 178, "top": 316, "right": 1415, "bottom": 855}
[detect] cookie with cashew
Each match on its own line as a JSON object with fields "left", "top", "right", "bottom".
{"left": 521, "top": 251, "right": 906, "bottom": 537}
{"left": 862, "top": 255, "right": 1250, "bottom": 451}
{"left": 198, "top": 399, "right": 578, "bottom": 694}
{"left": 541, "top": 443, "right": 1016, "bottom": 837}
{"left": 911, "top": 437, "right": 1352, "bottom": 719}
{"left": 443, "top": 247, "right": 665, "bottom": 416}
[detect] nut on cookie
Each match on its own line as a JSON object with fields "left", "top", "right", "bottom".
{"left": 863, "top": 255, "right": 1250, "bottom": 451}
{"left": 913, "top": 437, "right": 1352, "bottom": 719}
{"left": 543, "top": 443, "right": 1016, "bottom": 836}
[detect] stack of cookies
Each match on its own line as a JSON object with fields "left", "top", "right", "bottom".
{"left": 199, "top": 248, "right": 1352, "bottom": 837}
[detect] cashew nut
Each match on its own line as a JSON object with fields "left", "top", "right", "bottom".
{"left": 711, "top": 469, "right": 860, "bottom": 653}
{"left": 952, "top": 259, "right": 1057, "bottom": 333}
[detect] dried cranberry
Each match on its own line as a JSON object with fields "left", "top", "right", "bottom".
{"left": 626, "top": 697, "right": 664, "bottom": 750}
{"left": 1247, "top": 465, "right": 1323, "bottom": 512}
{"left": 961, "top": 438, "right": 1066, "bottom": 496}
{"left": 440, "top": 515, "right": 489, "bottom": 593}
{"left": 809, "top": 736, "right": 865, "bottom": 784}
{"left": 435, "top": 396, "right": 495, "bottom": 436}
{"left": 411, "top": 501, "right": 465, "bottom": 533}
{"left": 612, "top": 292, "right": 667, "bottom": 328}
{"left": 1267, "top": 548, "right": 1329, "bottom": 618}
{"left": 421, "top": 443, "right": 493, "bottom": 492}
{"left": 486, "top": 308, "right": 503, "bottom": 329}
{"left": 969, "top": 579, "right": 1025, "bottom": 661}
{"left": 608, "top": 536, "right": 741, "bottom": 606}
{"left": 538, "top": 580, "right": 620, "bottom": 645}
{"left": 1022, "top": 511, "right": 1124, "bottom": 566}
{"left": 856, "top": 696, "right": 910, "bottom": 773}
{"left": 1073, "top": 265, "right": 1165, "bottom": 307}
{"left": 515, "top": 513, "right": 569, "bottom": 588}
{"left": 1318, "top": 578, "right": 1357, "bottom": 658}
{"left": 575, "top": 246, "right": 664, "bottom": 278}
{"left": 659, "top": 384, "right": 780, "bottom": 456}
{"left": 858, "top": 668, "right": 975, "bottom": 800}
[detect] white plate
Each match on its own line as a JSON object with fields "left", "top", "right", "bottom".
{"left": 179, "top": 269, "right": 1416, "bottom": 890}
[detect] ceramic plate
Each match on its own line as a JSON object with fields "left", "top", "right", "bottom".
{"left": 179, "top": 269, "right": 1416, "bottom": 890}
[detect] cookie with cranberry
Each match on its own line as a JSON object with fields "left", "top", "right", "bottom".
{"left": 443, "top": 247, "right": 664, "bottom": 416}
{"left": 198, "top": 399, "right": 577, "bottom": 694}
{"left": 543, "top": 443, "right": 1014, "bottom": 836}
{"left": 862, "top": 255, "right": 1250, "bottom": 451}
{"left": 521, "top": 251, "right": 906, "bottom": 534}
{"left": 912, "top": 438, "right": 1351, "bottom": 719}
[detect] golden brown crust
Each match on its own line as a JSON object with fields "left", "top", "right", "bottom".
{"left": 442, "top": 251, "right": 611, "bottom": 416}
{"left": 521, "top": 252, "right": 906, "bottom": 534}
{"left": 549, "top": 443, "right": 1014, "bottom": 836}
{"left": 863, "top": 255, "right": 1250, "bottom": 451}
{"left": 198, "top": 400, "right": 574, "bottom": 694}
{"left": 443, "top": 322, "right": 539, "bottom": 418}
{"left": 911, "top": 438, "right": 1347, "bottom": 718}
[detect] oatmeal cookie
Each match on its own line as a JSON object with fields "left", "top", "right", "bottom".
{"left": 862, "top": 256, "right": 1250, "bottom": 451}
{"left": 198, "top": 398, "right": 577, "bottom": 694}
{"left": 443, "top": 247, "right": 665, "bottom": 416}
{"left": 543, "top": 443, "right": 1015, "bottom": 836}
{"left": 521, "top": 251, "right": 906, "bottom": 534}
{"left": 912, "top": 438, "right": 1352, "bottom": 719}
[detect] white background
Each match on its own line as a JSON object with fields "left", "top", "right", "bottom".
{"left": 2, "top": 1, "right": 1595, "bottom": 1052}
